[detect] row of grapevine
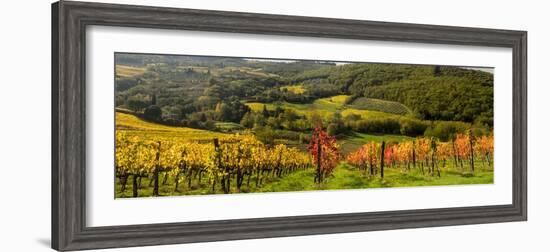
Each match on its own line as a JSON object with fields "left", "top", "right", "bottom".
{"left": 346, "top": 132, "right": 494, "bottom": 178}
{"left": 115, "top": 132, "right": 311, "bottom": 197}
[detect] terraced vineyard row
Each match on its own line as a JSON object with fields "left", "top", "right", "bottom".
{"left": 116, "top": 132, "right": 312, "bottom": 197}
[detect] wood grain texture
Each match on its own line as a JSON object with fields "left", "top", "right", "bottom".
{"left": 51, "top": 1, "right": 527, "bottom": 251}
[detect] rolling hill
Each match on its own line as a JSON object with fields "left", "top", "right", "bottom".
{"left": 246, "top": 95, "right": 410, "bottom": 120}
{"left": 116, "top": 112, "right": 227, "bottom": 141}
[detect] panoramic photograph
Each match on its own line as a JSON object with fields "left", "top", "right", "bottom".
{"left": 114, "top": 53, "right": 494, "bottom": 198}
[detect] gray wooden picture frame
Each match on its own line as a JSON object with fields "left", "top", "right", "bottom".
{"left": 51, "top": 1, "right": 527, "bottom": 251}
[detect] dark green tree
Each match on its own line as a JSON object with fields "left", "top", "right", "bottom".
{"left": 151, "top": 93, "right": 157, "bottom": 105}
{"left": 240, "top": 112, "right": 255, "bottom": 128}
{"left": 126, "top": 94, "right": 149, "bottom": 112}
{"left": 144, "top": 105, "right": 162, "bottom": 121}
{"left": 262, "top": 104, "right": 269, "bottom": 118}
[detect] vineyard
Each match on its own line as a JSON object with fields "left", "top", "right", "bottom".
{"left": 116, "top": 132, "right": 311, "bottom": 197}
{"left": 114, "top": 54, "right": 495, "bottom": 198}
{"left": 116, "top": 121, "right": 493, "bottom": 198}
{"left": 346, "top": 131, "right": 494, "bottom": 178}
{"left": 350, "top": 97, "right": 412, "bottom": 115}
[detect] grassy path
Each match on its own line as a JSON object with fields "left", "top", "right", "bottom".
{"left": 116, "top": 162, "right": 493, "bottom": 198}
{"left": 260, "top": 162, "right": 493, "bottom": 193}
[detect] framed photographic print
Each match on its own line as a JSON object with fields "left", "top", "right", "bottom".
{"left": 52, "top": 1, "right": 527, "bottom": 251}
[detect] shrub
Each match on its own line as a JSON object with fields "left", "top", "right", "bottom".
{"left": 424, "top": 121, "right": 470, "bottom": 141}
{"left": 399, "top": 119, "right": 428, "bottom": 137}
{"left": 327, "top": 123, "right": 338, "bottom": 136}
{"left": 347, "top": 118, "right": 401, "bottom": 134}
{"left": 143, "top": 105, "right": 162, "bottom": 121}
{"left": 203, "top": 119, "right": 216, "bottom": 131}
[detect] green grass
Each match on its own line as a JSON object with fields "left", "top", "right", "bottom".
{"left": 259, "top": 162, "right": 493, "bottom": 192}
{"left": 215, "top": 122, "right": 244, "bottom": 132}
{"left": 246, "top": 101, "right": 335, "bottom": 119}
{"left": 345, "top": 132, "right": 413, "bottom": 143}
{"left": 246, "top": 95, "right": 408, "bottom": 122}
{"left": 350, "top": 97, "right": 412, "bottom": 115}
{"left": 314, "top": 95, "right": 350, "bottom": 108}
{"left": 116, "top": 162, "right": 493, "bottom": 198}
{"left": 246, "top": 96, "right": 411, "bottom": 124}
{"left": 341, "top": 108, "right": 405, "bottom": 120}
{"left": 246, "top": 95, "right": 352, "bottom": 119}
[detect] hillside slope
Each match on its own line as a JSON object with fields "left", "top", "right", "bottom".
{"left": 116, "top": 112, "right": 227, "bottom": 141}
{"left": 349, "top": 97, "right": 412, "bottom": 115}
{"left": 290, "top": 63, "right": 493, "bottom": 123}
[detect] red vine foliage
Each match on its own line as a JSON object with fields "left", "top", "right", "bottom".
{"left": 308, "top": 126, "right": 340, "bottom": 183}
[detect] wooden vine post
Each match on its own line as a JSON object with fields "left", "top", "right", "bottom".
{"left": 451, "top": 137, "right": 458, "bottom": 168}
{"left": 380, "top": 141, "right": 385, "bottom": 178}
{"left": 315, "top": 136, "right": 322, "bottom": 184}
{"left": 174, "top": 149, "right": 186, "bottom": 192}
{"left": 468, "top": 129, "right": 475, "bottom": 174}
{"left": 412, "top": 140, "right": 416, "bottom": 169}
{"left": 132, "top": 173, "right": 139, "bottom": 197}
{"left": 430, "top": 137, "right": 439, "bottom": 177}
{"left": 153, "top": 141, "right": 161, "bottom": 196}
{"left": 213, "top": 138, "right": 223, "bottom": 193}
